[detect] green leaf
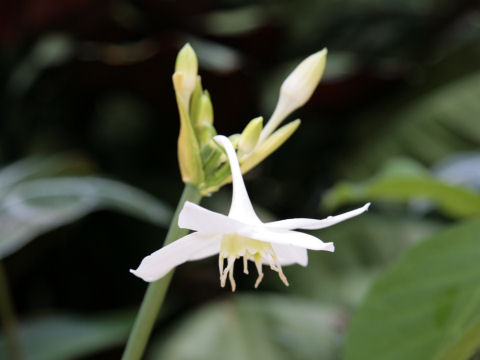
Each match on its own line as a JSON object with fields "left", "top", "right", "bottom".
{"left": 285, "top": 212, "right": 443, "bottom": 307}
{"left": 323, "top": 158, "right": 480, "bottom": 218}
{"left": 0, "top": 311, "right": 133, "bottom": 360}
{"left": 344, "top": 219, "right": 480, "bottom": 360}
{"left": 150, "top": 294, "right": 344, "bottom": 360}
{"left": 0, "top": 176, "right": 172, "bottom": 258}
{"left": 340, "top": 70, "right": 480, "bottom": 177}
{"left": 0, "top": 154, "right": 91, "bottom": 194}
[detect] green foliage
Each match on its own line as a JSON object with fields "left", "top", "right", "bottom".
{"left": 0, "top": 311, "right": 133, "bottom": 360}
{"left": 323, "top": 158, "right": 480, "bottom": 218}
{"left": 0, "top": 156, "right": 172, "bottom": 258}
{"left": 285, "top": 212, "right": 442, "bottom": 307}
{"left": 345, "top": 219, "right": 480, "bottom": 360}
{"left": 150, "top": 294, "right": 343, "bottom": 360}
{"left": 342, "top": 71, "right": 480, "bottom": 177}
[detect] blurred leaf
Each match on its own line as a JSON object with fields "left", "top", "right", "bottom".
{"left": 285, "top": 211, "right": 442, "bottom": 307}
{"left": 202, "top": 6, "right": 266, "bottom": 36}
{"left": 0, "top": 311, "right": 133, "bottom": 360}
{"left": 0, "top": 176, "right": 172, "bottom": 258}
{"left": 433, "top": 152, "right": 480, "bottom": 191}
{"left": 188, "top": 38, "right": 243, "bottom": 73}
{"left": 150, "top": 294, "right": 344, "bottom": 360}
{"left": 345, "top": 218, "right": 480, "bottom": 360}
{"left": 343, "top": 71, "right": 480, "bottom": 177}
{"left": 323, "top": 158, "right": 480, "bottom": 218}
{"left": 0, "top": 154, "right": 91, "bottom": 193}
{"left": 8, "top": 33, "right": 74, "bottom": 96}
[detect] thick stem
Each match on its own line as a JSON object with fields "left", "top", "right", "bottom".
{"left": 121, "top": 184, "right": 202, "bottom": 360}
{"left": 0, "top": 262, "right": 23, "bottom": 360}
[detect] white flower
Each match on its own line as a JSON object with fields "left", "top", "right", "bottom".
{"left": 130, "top": 135, "right": 370, "bottom": 290}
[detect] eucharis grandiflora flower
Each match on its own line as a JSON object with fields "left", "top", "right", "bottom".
{"left": 131, "top": 135, "right": 370, "bottom": 291}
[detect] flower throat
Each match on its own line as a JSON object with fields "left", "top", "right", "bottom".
{"left": 218, "top": 233, "right": 289, "bottom": 291}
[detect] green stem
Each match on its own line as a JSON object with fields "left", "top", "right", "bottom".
{"left": 0, "top": 262, "right": 23, "bottom": 360}
{"left": 122, "top": 184, "right": 202, "bottom": 360}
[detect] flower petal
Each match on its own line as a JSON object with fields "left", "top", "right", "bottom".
{"left": 238, "top": 226, "right": 334, "bottom": 251}
{"left": 271, "top": 243, "right": 308, "bottom": 266}
{"left": 130, "top": 232, "right": 221, "bottom": 282}
{"left": 178, "top": 201, "right": 246, "bottom": 233}
{"left": 214, "top": 135, "right": 262, "bottom": 225}
{"left": 265, "top": 203, "right": 370, "bottom": 230}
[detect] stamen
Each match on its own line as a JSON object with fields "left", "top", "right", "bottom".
{"left": 218, "top": 233, "right": 289, "bottom": 289}
{"left": 243, "top": 254, "right": 249, "bottom": 274}
{"left": 254, "top": 255, "right": 264, "bottom": 288}
{"left": 269, "top": 251, "right": 289, "bottom": 287}
{"left": 220, "top": 257, "right": 236, "bottom": 289}
{"left": 228, "top": 262, "right": 236, "bottom": 292}
{"left": 218, "top": 255, "right": 224, "bottom": 276}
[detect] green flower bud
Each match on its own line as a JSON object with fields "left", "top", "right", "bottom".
{"left": 174, "top": 43, "right": 198, "bottom": 107}
{"left": 173, "top": 72, "right": 204, "bottom": 186}
{"left": 192, "top": 91, "right": 215, "bottom": 146}
{"left": 228, "top": 134, "right": 241, "bottom": 149}
{"left": 190, "top": 76, "right": 203, "bottom": 120}
{"left": 243, "top": 119, "right": 300, "bottom": 174}
{"left": 237, "top": 116, "right": 263, "bottom": 159}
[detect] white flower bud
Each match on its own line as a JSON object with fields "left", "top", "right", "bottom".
{"left": 259, "top": 48, "right": 327, "bottom": 143}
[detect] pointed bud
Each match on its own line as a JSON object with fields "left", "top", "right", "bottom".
{"left": 243, "top": 119, "right": 301, "bottom": 174}
{"left": 201, "top": 120, "right": 301, "bottom": 195}
{"left": 191, "top": 91, "right": 215, "bottom": 146}
{"left": 174, "top": 43, "right": 198, "bottom": 106}
{"left": 238, "top": 116, "right": 263, "bottom": 158}
{"left": 259, "top": 49, "right": 327, "bottom": 143}
{"left": 190, "top": 76, "right": 203, "bottom": 120}
{"left": 173, "top": 69, "right": 204, "bottom": 186}
{"left": 196, "top": 91, "right": 214, "bottom": 125}
{"left": 228, "top": 134, "right": 240, "bottom": 148}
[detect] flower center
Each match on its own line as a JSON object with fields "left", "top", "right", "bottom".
{"left": 218, "top": 233, "right": 289, "bottom": 291}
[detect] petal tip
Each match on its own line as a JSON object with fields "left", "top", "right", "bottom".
{"left": 129, "top": 268, "right": 141, "bottom": 278}
{"left": 324, "top": 242, "right": 335, "bottom": 252}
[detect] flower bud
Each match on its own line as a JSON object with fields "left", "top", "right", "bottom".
{"left": 192, "top": 91, "right": 215, "bottom": 146}
{"left": 237, "top": 116, "right": 263, "bottom": 158}
{"left": 259, "top": 49, "right": 327, "bottom": 143}
{"left": 243, "top": 119, "right": 300, "bottom": 174}
{"left": 190, "top": 76, "right": 203, "bottom": 119}
{"left": 173, "top": 43, "right": 198, "bottom": 106}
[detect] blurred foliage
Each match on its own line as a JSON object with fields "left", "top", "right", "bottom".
{"left": 323, "top": 157, "right": 480, "bottom": 218}
{"left": 0, "top": 310, "right": 133, "bottom": 360}
{"left": 345, "top": 219, "right": 480, "bottom": 360}
{"left": 339, "top": 72, "right": 480, "bottom": 178}
{"left": 1, "top": 0, "right": 480, "bottom": 359}
{"left": 150, "top": 294, "right": 343, "bottom": 360}
{"left": 0, "top": 155, "right": 172, "bottom": 259}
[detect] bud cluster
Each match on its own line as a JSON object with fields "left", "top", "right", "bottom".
{"left": 173, "top": 43, "right": 327, "bottom": 195}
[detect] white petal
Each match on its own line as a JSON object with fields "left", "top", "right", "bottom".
{"left": 271, "top": 243, "right": 308, "bottom": 266}
{"left": 178, "top": 201, "right": 246, "bottom": 233}
{"left": 238, "top": 226, "right": 334, "bottom": 251}
{"left": 130, "top": 232, "right": 221, "bottom": 282}
{"left": 265, "top": 203, "right": 371, "bottom": 230}
{"left": 214, "top": 135, "right": 262, "bottom": 225}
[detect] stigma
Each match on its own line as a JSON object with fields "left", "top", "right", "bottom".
{"left": 218, "top": 233, "right": 289, "bottom": 291}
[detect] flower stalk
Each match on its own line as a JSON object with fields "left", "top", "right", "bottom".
{"left": 121, "top": 184, "right": 202, "bottom": 360}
